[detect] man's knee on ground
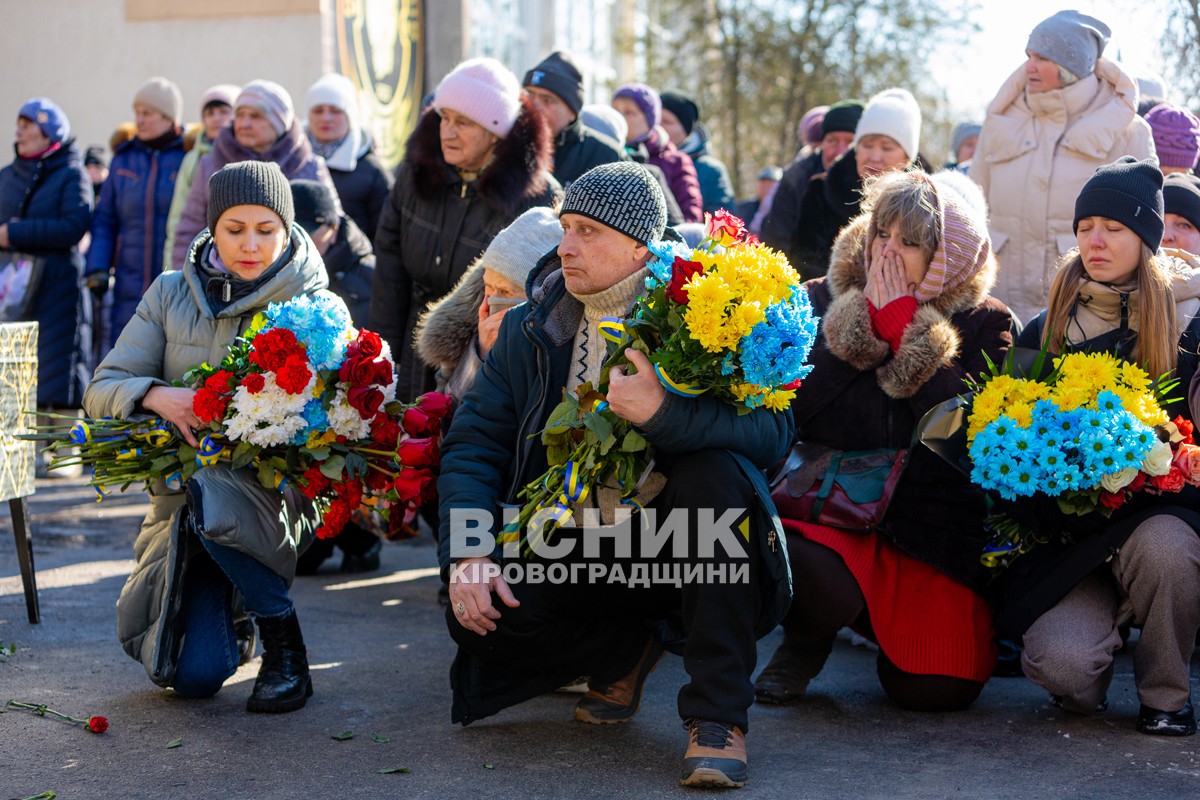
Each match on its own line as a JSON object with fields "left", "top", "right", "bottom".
{"left": 1020, "top": 637, "right": 1111, "bottom": 697}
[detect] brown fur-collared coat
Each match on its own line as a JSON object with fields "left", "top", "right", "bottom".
{"left": 789, "top": 215, "right": 1015, "bottom": 592}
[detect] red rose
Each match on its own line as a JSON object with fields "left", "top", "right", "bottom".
{"left": 666, "top": 258, "right": 705, "bottom": 305}
{"left": 397, "top": 437, "right": 440, "bottom": 469}
{"left": 1150, "top": 466, "right": 1187, "bottom": 494}
{"left": 365, "top": 466, "right": 393, "bottom": 492}
{"left": 242, "top": 372, "right": 266, "bottom": 394}
{"left": 393, "top": 468, "right": 437, "bottom": 505}
{"left": 780, "top": 379, "right": 802, "bottom": 391}
{"left": 192, "top": 388, "right": 228, "bottom": 424}
{"left": 370, "top": 416, "right": 403, "bottom": 449}
{"left": 249, "top": 327, "right": 303, "bottom": 373}
{"left": 1172, "top": 442, "right": 1200, "bottom": 485}
{"left": 1174, "top": 416, "right": 1195, "bottom": 445}
{"left": 275, "top": 354, "right": 313, "bottom": 395}
{"left": 204, "top": 370, "right": 234, "bottom": 393}
{"left": 1128, "top": 472, "right": 1147, "bottom": 493}
{"left": 402, "top": 406, "right": 439, "bottom": 437}
{"left": 1099, "top": 489, "right": 1126, "bottom": 510}
{"left": 369, "top": 359, "right": 394, "bottom": 386}
{"left": 349, "top": 329, "right": 383, "bottom": 360}
{"left": 348, "top": 386, "right": 384, "bottom": 419}
{"left": 87, "top": 715, "right": 108, "bottom": 734}
{"left": 417, "top": 392, "right": 455, "bottom": 420}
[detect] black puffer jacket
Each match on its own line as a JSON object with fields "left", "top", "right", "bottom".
{"left": 322, "top": 214, "right": 375, "bottom": 328}
{"left": 327, "top": 145, "right": 392, "bottom": 248}
{"left": 370, "top": 100, "right": 560, "bottom": 401}
{"left": 0, "top": 139, "right": 93, "bottom": 406}
{"left": 550, "top": 118, "right": 628, "bottom": 187}
{"left": 787, "top": 148, "right": 863, "bottom": 280}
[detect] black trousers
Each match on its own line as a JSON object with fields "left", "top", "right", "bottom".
{"left": 448, "top": 449, "right": 764, "bottom": 730}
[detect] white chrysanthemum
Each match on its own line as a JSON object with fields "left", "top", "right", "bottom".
{"left": 225, "top": 373, "right": 312, "bottom": 446}
{"left": 1142, "top": 440, "right": 1174, "bottom": 477}
{"left": 327, "top": 385, "right": 372, "bottom": 440}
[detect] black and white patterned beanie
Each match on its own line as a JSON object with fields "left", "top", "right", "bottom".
{"left": 560, "top": 162, "right": 667, "bottom": 244}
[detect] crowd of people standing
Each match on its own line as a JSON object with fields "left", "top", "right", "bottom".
{"left": 3, "top": 6, "right": 1200, "bottom": 791}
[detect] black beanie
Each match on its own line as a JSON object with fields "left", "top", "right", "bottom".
{"left": 290, "top": 179, "right": 339, "bottom": 233}
{"left": 822, "top": 100, "right": 864, "bottom": 136}
{"left": 207, "top": 161, "right": 294, "bottom": 232}
{"left": 1073, "top": 157, "right": 1164, "bottom": 250}
{"left": 1164, "top": 172, "right": 1200, "bottom": 231}
{"left": 523, "top": 51, "right": 584, "bottom": 115}
{"left": 660, "top": 91, "right": 699, "bottom": 135}
{"left": 561, "top": 162, "right": 667, "bottom": 245}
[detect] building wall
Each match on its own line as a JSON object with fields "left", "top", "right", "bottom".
{"left": 0, "top": 0, "right": 327, "bottom": 159}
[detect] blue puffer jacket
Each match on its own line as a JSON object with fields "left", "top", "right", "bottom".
{"left": 0, "top": 140, "right": 93, "bottom": 406}
{"left": 438, "top": 245, "right": 795, "bottom": 566}
{"left": 86, "top": 132, "right": 185, "bottom": 348}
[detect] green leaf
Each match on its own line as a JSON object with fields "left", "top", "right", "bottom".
{"left": 231, "top": 441, "right": 258, "bottom": 470}
{"left": 599, "top": 433, "right": 617, "bottom": 455}
{"left": 620, "top": 430, "right": 647, "bottom": 453}
{"left": 150, "top": 455, "right": 179, "bottom": 474}
{"left": 177, "top": 444, "right": 197, "bottom": 464}
{"left": 331, "top": 730, "right": 355, "bottom": 741}
{"left": 483, "top": 763, "right": 495, "bottom": 770}
{"left": 546, "top": 443, "right": 571, "bottom": 466}
{"left": 319, "top": 454, "right": 347, "bottom": 480}
{"left": 166, "top": 738, "right": 183, "bottom": 749}
{"left": 308, "top": 446, "right": 331, "bottom": 461}
{"left": 371, "top": 733, "right": 390, "bottom": 743}
{"left": 582, "top": 411, "right": 613, "bottom": 442}
{"left": 379, "top": 767, "right": 412, "bottom": 774}
{"left": 256, "top": 459, "right": 275, "bottom": 490}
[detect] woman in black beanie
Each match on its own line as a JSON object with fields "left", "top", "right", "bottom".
{"left": 1004, "top": 156, "right": 1200, "bottom": 736}
{"left": 84, "top": 161, "right": 346, "bottom": 713}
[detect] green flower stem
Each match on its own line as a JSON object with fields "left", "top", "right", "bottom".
{"left": 5, "top": 700, "right": 88, "bottom": 726}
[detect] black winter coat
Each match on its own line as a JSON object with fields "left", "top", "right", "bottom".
{"left": 328, "top": 148, "right": 392, "bottom": 248}
{"left": 436, "top": 247, "right": 796, "bottom": 724}
{"left": 994, "top": 300, "right": 1200, "bottom": 637}
{"left": 790, "top": 216, "right": 1014, "bottom": 593}
{"left": 370, "top": 102, "right": 560, "bottom": 401}
{"left": 551, "top": 118, "right": 628, "bottom": 187}
{"left": 760, "top": 149, "right": 823, "bottom": 258}
{"left": 322, "top": 215, "right": 375, "bottom": 328}
{"left": 786, "top": 148, "right": 863, "bottom": 280}
{"left": 0, "top": 140, "right": 93, "bottom": 406}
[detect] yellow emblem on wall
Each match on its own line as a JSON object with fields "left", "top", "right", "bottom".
{"left": 335, "top": 0, "right": 424, "bottom": 168}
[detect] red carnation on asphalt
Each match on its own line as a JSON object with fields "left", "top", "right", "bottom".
{"left": 87, "top": 716, "right": 108, "bottom": 734}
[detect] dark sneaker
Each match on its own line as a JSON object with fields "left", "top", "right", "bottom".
{"left": 680, "top": 719, "right": 747, "bottom": 789}
{"left": 1050, "top": 694, "right": 1108, "bottom": 713}
{"left": 1137, "top": 702, "right": 1196, "bottom": 736}
{"left": 573, "top": 636, "right": 664, "bottom": 724}
{"left": 753, "top": 633, "right": 833, "bottom": 705}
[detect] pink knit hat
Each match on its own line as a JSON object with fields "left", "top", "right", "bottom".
{"left": 433, "top": 58, "right": 521, "bottom": 138}
{"left": 915, "top": 171, "right": 991, "bottom": 304}
{"left": 1145, "top": 103, "right": 1200, "bottom": 170}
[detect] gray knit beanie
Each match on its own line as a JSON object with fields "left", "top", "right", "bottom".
{"left": 480, "top": 207, "right": 563, "bottom": 288}
{"left": 560, "top": 162, "right": 667, "bottom": 244}
{"left": 207, "top": 161, "right": 295, "bottom": 232}
{"left": 1026, "top": 10, "right": 1110, "bottom": 81}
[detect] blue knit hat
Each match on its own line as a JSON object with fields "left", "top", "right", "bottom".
{"left": 18, "top": 97, "right": 70, "bottom": 145}
{"left": 1074, "top": 157, "right": 1164, "bottom": 251}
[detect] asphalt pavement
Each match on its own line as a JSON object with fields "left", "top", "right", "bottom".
{"left": 1, "top": 476, "right": 1199, "bottom": 799}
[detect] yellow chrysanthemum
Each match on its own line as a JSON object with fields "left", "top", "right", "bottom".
{"left": 1119, "top": 361, "right": 1152, "bottom": 393}
{"left": 764, "top": 390, "right": 794, "bottom": 411}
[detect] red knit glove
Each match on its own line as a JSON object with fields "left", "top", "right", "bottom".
{"left": 866, "top": 296, "right": 918, "bottom": 354}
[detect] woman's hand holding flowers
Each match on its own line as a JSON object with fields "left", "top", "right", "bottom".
{"left": 142, "top": 386, "right": 202, "bottom": 447}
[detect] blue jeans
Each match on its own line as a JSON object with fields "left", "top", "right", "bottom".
{"left": 172, "top": 531, "right": 293, "bottom": 698}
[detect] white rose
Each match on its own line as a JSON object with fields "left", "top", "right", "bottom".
{"left": 1142, "top": 440, "right": 1174, "bottom": 477}
{"left": 1100, "top": 467, "right": 1139, "bottom": 492}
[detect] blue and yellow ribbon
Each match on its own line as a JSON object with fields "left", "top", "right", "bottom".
{"left": 563, "top": 462, "right": 590, "bottom": 505}
{"left": 653, "top": 364, "right": 707, "bottom": 397}
{"left": 195, "top": 435, "right": 225, "bottom": 467}
{"left": 136, "top": 424, "right": 173, "bottom": 447}
{"left": 164, "top": 471, "right": 184, "bottom": 491}
{"left": 598, "top": 317, "right": 631, "bottom": 347}
{"left": 68, "top": 421, "right": 91, "bottom": 445}
{"left": 116, "top": 447, "right": 143, "bottom": 461}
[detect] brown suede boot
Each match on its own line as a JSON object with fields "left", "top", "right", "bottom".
{"left": 753, "top": 632, "right": 834, "bottom": 705}
{"left": 573, "top": 635, "right": 665, "bottom": 724}
{"left": 679, "top": 719, "right": 748, "bottom": 788}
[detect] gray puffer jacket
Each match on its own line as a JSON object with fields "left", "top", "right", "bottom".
{"left": 84, "top": 224, "right": 335, "bottom": 686}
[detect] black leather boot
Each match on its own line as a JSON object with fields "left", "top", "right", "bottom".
{"left": 246, "top": 610, "right": 312, "bottom": 713}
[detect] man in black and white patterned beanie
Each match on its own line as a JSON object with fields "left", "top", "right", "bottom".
{"left": 440, "top": 160, "right": 788, "bottom": 789}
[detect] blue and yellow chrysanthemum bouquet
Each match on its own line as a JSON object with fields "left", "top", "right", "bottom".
{"left": 502, "top": 210, "right": 819, "bottom": 555}
{"left": 964, "top": 350, "right": 1195, "bottom": 567}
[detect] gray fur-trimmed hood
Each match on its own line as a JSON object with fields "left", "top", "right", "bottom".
{"left": 820, "top": 215, "right": 1000, "bottom": 399}
{"left": 414, "top": 259, "right": 489, "bottom": 374}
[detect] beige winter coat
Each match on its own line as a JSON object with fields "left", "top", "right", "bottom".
{"left": 970, "top": 58, "right": 1155, "bottom": 325}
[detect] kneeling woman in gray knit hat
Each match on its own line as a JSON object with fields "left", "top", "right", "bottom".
{"left": 84, "top": 161, "right": 348, "bottom": 713}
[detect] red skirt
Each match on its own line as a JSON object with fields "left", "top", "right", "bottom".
{"left": 788, "top": 520, "right": 997, "bottom": 683}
